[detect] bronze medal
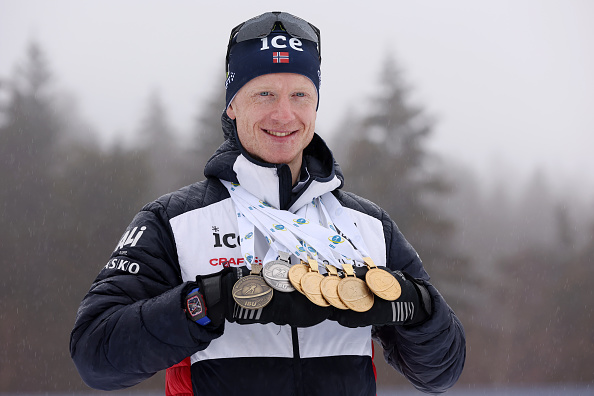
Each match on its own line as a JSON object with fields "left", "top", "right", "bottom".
{"left": 337, "top": 263, "right": 374, "bottom": 312}
{"left": 288, "top": 261, "right": 310, "bottom": 294}
{"left": 232, "top": 264, "right": 273, "bottom": 310}
{"left": 301, "top": 258, "right": 330, "bottom": 307}
{"left": 363, "top": 257, "right": 401, "bottom": 301}
{"left": 320, "top": 264, "right": 348, "bottom": 310}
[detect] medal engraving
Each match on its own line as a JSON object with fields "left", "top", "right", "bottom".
{"left": 288, "top": 262, "right": 309, "bottom": 294}
{"left": 232, "top": 264, "right": 273, "bottom": 309}
{"left": 263, "top": 256, "right": 295, "bottom": 292}
{"left": 337, "top": 264, "right": 374, "bottom": 312}
{"left": 301, "top": 273, "right": 330, "bottom": 307}
{"left": 301, "top": 258, "right": 329, "bottom": 307}
{"left": 320, "top": 274, "right": 348, "bottom": 310}
{"left": 366, "top": 268, "right": 401, "bottom": 301}
{"left": 363, "top": 257, "right": 401, "bottom": 301}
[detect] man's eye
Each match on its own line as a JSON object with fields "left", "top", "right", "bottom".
{"left": 259, "top": 92, "right": 270, "bottom": 96}
{"left": 295, "top": 92, "right": 305, "bottom": 97}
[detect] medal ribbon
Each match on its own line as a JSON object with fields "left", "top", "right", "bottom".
{"left": 223, "top": 181, "right": 372, "bottom": 269}
{"left": 318, "top": 193, "right": 372, "bottom": 259}
{"left": 225, "top": 182, "right": 318, "bottom": 266}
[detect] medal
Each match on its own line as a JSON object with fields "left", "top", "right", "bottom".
{"left": 320, "top": 264, "right": 348, "bottom": 310}
{"left": 301, "top": 258, "right": 330, "bottom": 307}
{"left": 363, "top": 257, "right": 401, "bottom": 301}
{"left": 288, "top": 261, "right": 310, "bottom": 294}
{"left": 263, "top": 251, "right": 295, "bottom": 292}
{"left": 337, "top": 263, "right": 374, "bottom": 312}
{"left": 232, "top": 264, "right": 273, "bottom": 310}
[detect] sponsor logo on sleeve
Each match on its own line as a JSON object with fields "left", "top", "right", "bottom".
{"left": 114, "top": 226, "right": 147, "bottom": 252}
{"left": 105, "top": 258, "right": 141, "bottom": 274}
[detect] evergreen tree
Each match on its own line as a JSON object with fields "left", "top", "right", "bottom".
{"left": 136, "top": 91, "right": 183, "bottom": 198}
{"left": 185, "top": 76, "right": 226, "bottom": 180}
{"left": 0, "top": 41, "right": 158, "bottom": 391}
{"left": 334, "top": 56, "right": 473, "bottom": 388}
{"left": 0, "top": 42, "right": 61, "bottom": 225}
{"left": 0, "top": 40, "right": 68, "bottom": 390}
{"left": 335, "top": 57, "right": 466, "bottom": 294}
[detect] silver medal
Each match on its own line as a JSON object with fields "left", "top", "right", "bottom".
{"left": 263, "top": 252, "right": 295, "bottom": 292}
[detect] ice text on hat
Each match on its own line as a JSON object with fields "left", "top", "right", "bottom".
{"left": 260, "top": 36, "right": 303, "bottom": 52}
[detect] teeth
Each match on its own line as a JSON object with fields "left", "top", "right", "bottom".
{"left": 266, "top": 130, "right": 293, "bottom": 137}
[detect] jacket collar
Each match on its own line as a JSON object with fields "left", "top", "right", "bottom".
{"left": 204, "top": 111, "right": 344, "bottom": 212}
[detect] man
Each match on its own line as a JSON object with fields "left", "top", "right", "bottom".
{"left": 70, "top": 11, "right": 465, "bottom": 395}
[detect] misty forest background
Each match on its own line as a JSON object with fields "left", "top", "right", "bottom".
{"left": 1, "top": 42, "right": 593, "bottom": 393}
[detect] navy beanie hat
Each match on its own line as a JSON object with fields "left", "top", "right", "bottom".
{"left": 225, "top": 30, "right": 321, "bottom": 109}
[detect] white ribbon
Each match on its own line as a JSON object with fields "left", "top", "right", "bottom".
{"left": 222, "top": 180, "right": 374, "bottom": 271}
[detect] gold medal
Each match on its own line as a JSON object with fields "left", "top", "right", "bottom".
{"left": 288, "top": 261, "right": 310, "bottom": 294}
{"left": 337, "top": 263, "right": 374, "bottom": 312}
{"left": 363, "top": 257, "right": 401, "bottom": 301}
{"left": 300, "top": 258, "right": 330, "bottom": 307}
{"left": 320, "top": 264, "right": 348, "bottom": 310}
{"left": 232, "top": 264, "right": 273, "bottom": 310}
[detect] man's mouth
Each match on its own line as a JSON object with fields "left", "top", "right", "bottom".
{"left": 264, "top": 129, "right": 295, "bottom": 137}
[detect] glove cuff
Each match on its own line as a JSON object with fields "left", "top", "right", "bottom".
{"left": 402, "top": 272, "right": 433, "bottom": 327}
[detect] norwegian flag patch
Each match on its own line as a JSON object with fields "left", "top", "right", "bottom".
{"left": 273, "top": 52, "right": 289, "bottom": 63}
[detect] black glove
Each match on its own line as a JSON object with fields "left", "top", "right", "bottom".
{"left": 186, "top": 266, "right": 332, "bottom": 329}
{"left": 232, "top": 286, "right": 332, "bottom": 327}
{"left": 183, "top": 267, "right": 236, "bottom": 329}
{"left": 227, "top": 266, "right": 332, "bottom": 327}
{"left": 330, "top": 267, "right": 432, "bottom": 328}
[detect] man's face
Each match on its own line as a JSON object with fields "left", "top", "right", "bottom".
{"left": 226, "top": 73, "right": 317, "bottom": 172}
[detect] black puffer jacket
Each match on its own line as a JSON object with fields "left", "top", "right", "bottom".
{"left": 70, "top": 112, "right": 465, "bottom": 395}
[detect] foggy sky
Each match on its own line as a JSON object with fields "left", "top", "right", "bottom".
{"left": 1, "top": 0, "right": 593, "bottom": 194}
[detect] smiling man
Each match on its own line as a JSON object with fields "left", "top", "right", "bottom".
{"left": 70, "top": 12, "right": 465, "bottom": 396}
{"left": 227, "top": 73, "right": 318, "bottom": 184}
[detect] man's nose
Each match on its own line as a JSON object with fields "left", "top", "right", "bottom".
{"left": 271, "top": 96, "right": 294, "bottom": 122}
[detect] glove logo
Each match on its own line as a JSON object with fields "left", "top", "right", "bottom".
{"left": 294, "top": 218, "right": 309, "bottom": 225}
{"left": 394, "top": 270, "right": 407, "bottom": 282}
{"left": 392, "top": 301, "right": 415, "bottom": 323}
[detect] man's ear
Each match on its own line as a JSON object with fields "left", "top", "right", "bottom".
{"left": 226, "top": 103, "right": 236, "bottom": 120}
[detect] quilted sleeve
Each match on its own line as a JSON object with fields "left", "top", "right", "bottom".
{"left": 70, "top": 202, "right": 223, "bottom": 390}
{"left": 373, "top": 209, "right": 466, "bottom": 394}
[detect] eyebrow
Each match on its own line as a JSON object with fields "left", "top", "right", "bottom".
{"left": 248, "top": 86, "right": 316, "bottom": 93}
